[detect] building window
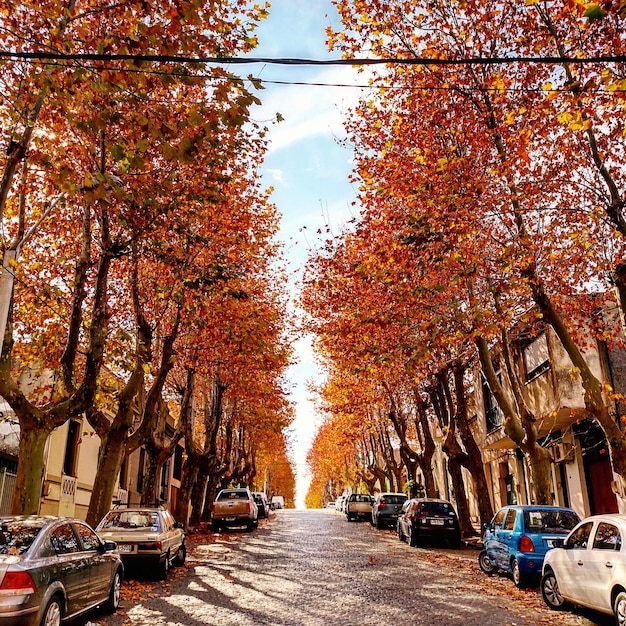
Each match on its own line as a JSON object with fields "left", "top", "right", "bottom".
{"left": 137, "top": 448, "right": 146, "bottom": 494}
{"left": 63, "top": 420, "right": 81, "bottom": 477}
{"left": 523, "top": 333, "right": 550, "bottom": 381}
{"left": 160, "top": 459, "right": 170, "bottom": 503}
{"left": 482, "top": 375, "right": 503, "bottom": 432}
{"left": 173, "top": 445, "right": 184, "bottom": 481}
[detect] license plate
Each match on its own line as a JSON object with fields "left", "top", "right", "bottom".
{"left": 430, "top": 519, "right": 445, "bottom": 525}
{"left": 225, "top": 517, "right": 236, "bottom": 522}
{"left": 117, "top": 544, "right": 134, "bottom": 552}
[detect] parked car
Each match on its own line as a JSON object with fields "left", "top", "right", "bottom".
{"left": 541, "top": 513, "right": 626, "bottom": 622}
{"left": 324, "top": 501, "right": 336, "bottom": 508}
{"left": 335, "top": 495, "right": 347, "bottom": 513}
{"left": 371, "top": 492, "right": 407, "bottom": 529}
{"left": 479, "top": 504, "right": 580, "bottom": 587}
{"left": 397, "top": 498, "right": 461, "bottom": 548}
{"left": 270, "top": 495, "right": 285, "bottom": 510}
{"left": 346, "top": 493, "right": 374, "bottom": 522}
{"left": 253, "top": 492, "right": 270, "bottom": 518}
{"left": 0, "top": 515, "right": 123, "bottom": 626}
{"left": 211, "top": 488, "right": 258, "bottom": 532}
{"left": 96, "top": 505, "right": 185, "bottom": 580}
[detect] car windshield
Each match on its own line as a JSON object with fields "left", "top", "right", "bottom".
{"left": 352, "top": 495, "right": 371, "bottom": 502}
{"left": 419, "top": 502, "right": 454, "bottom": 516}
{"left": 99, "top": 511, "right": 161, "bottom": 531}
{"left": 383, "top": 496, "right": 406, "bottom": 504}
{"left": 523, "top": 509, "right": 580, "bottom": 533}
{"left": 0, "top": 520, "right": 44, "bottom": 555}
{"left": 217, "top": 491, "right": 247, "bottom": 500}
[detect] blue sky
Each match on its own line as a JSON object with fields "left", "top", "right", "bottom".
{"left": 244, "top": 0, "right": 365, "bottom": 505}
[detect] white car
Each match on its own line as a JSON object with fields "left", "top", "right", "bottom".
{"left": 541, "top": 513, "right": 626, "bottom": 624}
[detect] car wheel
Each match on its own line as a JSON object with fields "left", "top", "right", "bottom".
{"left": 40, "top": 595, "right": 63, "bottom": 626}
{"left": 614, "top": 591, "right": 626, "bottom": 626}
{"left": 104, "top": 569, "right": 122, "bottom": 613}
{"left": 159, "top": 551, "right": 171, "bottom": 580}
{"left": 541, "top": 570, "right": 566, "bottom": 610}
{"left": 398, "top": 524, "right": 405, "bottom": 542}
{"left": 511, "top": 558, "right": 525, "bottom": 588}
{"left": 408, "top": 526, "right": 418, "bottom": 548}
{"left": 210, "top": 521, "right": 220, "bottom": 532}
{"left": 478, "top": 550, "right": 497, "bottom": 575}
{"left": 174, "top": 542, "right": 186, "bottom": 566}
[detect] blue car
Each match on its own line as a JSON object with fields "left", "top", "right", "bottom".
{"left": 479, "top": 505, "right": 580, "bottom": 587}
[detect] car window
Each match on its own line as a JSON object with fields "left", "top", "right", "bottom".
{"left": 419, "top": 501, "right": 455, "bottom": 516}
{"left": 523, "top": 509, "right": 580, "bottom": 533}
{"left": 51, "top": 523, "right": 79, "bottom": 554}
{"left": 0, "top": 520, "right": 44, "bottom": 555}
{"left": 504, "top": 509, "right": 517, "bottom": 530}
{"left": 593, "top": 523, "right": 622, "bottom": 551}
{"left": 566, "top": 521, "right": 593, "bottom": 549}
{"left": 384, "top": 495, "right": 407, "bottom": 505}
{"left": 100, "top": 511, "right": 162, "bottom": 531}
{"left": 73, "top": 523, "right": 101, "bottom": 552}
{"left": 492, "top": 509, "right": 506, "bottom": 529}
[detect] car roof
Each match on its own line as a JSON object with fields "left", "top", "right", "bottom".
{"left": 577, "top": 513, "right": 626, "bottom": 526}
{"left": 379, "top": 492, "right": 406, "bottom": 496}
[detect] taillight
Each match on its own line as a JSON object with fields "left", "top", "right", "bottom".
{"left": 138, "top": 541, "right": 162, "bottom": 550}
{"left": 246, "top": 502, "right": 251, "bottom": 513}
{"left": 0, "top": 571, "right": 37, "bottom": 595}
{"left": 519, "top": 535, "right": 535, "bottom": 553}
{"left": 379, "top": 500, "right": 387, "bottom": 510}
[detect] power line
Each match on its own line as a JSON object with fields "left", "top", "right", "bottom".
{"left": 1, "top": 51, "right": 625, "bottom": 66}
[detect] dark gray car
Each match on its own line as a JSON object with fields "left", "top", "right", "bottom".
{"left": 371, "top": 492, "right": 407, "bottom": 529}
{"left": 0, "top": 515, "right": 123, "bottom": 626}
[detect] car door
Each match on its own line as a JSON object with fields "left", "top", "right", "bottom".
{"left": 73, "top": 522, "right": 112, "bottom": 606}
{"left": 555, "top": 521, "right": 594, "bottom": 602}
{"left": 399, "top": 500, "right": 412, "bottom": 535}
{"left": 50, "top": 522, "right": 92, "bottom": 616}
{"left": 485, "top": 508, "right": 508, "bottom": 568}
{"left": 496, "top": 508, "right": 518, "bottom": 570}
{"left": 574, "top": 521, "right": 622, "bottom": 612}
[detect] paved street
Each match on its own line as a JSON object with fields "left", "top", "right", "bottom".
{"left": 81, "top": 509, "right": 613, "bottom": 626}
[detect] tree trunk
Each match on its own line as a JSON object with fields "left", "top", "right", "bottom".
{"left": 86, "top": 428, "right": 128, "bottom": 528}
{"left": 189, "top": 463, "right": 210, "bottom": 527}
{"left": 175, "top": 452, "right": 201, "bottom": 527}
{"left": 12, "top": 422, "right": 49, "bottom": 515}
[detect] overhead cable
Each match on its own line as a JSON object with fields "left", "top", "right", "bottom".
{"left": 0, "top": 51, "right": 625, "bottom": 66}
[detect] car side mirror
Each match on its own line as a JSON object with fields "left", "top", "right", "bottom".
{"left": 174, "top": 522, "right": 184, "bottom": 530}
{"left": 102, "top": 540, "right": 117, "bottom": 552}
{"left": 483, "top": 522, "right": 492, "bottom": 531}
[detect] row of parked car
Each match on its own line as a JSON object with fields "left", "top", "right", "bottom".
{"left": 479, "top": 505, "right": 626, "bottom": 626}
{"left": 0, "top": 487, "right": 275, "bottom": 626}
{"left": 333, "top": 492, "right": 626, "bottom": 625}
{"left": 0, "top": 502, "right": 188, "bottom": 626}
{"left": 333, "top": 492, "right": 462, "bottom": 548}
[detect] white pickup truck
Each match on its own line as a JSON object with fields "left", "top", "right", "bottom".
{"left": 346, "top": 493, "right": 374, "bottom": 521}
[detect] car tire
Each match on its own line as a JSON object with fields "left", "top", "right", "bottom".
{"left": 398, "top": 524, "right": 405, "bottom": 542}
{"left": 511, "top": 558, "right": 525, "bottom": 588}
{"left": 541, "top": 569, "right": 567, "bottom": 610}
{"left": 174, "top": 542, "right": 186, "bottom": 567}
{"left": 614, "top": 590, "right": 626, "bottom": 626}
{"left": 478, "top": 550, "right": 497, "bottom": 575}
{"left": 211, "top": 521, "right": 220, "bottom": 532}
{"left": 408, "top": 526, "right": 418, "bottom": 548}
{"left": 159, "top": 551, "right": 171, "bottom": 580}
{"left": 104, "top": 569, "right": 122, "bottom": 613}
{"left": 40, "top": 595, "right": 63, "bottom": 626}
